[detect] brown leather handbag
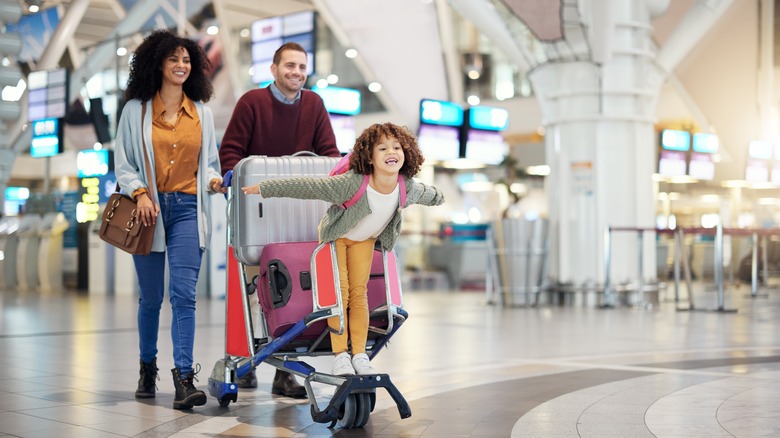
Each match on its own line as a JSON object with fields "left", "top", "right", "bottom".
{"left": 99, "top": 191, "right": 154, "bottom": 255}
{"left": 99, "top": 102, "right": 156, "bottom": 255}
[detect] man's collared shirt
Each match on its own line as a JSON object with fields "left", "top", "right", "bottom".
{"left": 270, "top": 82, "right": 301, "bottom": 104}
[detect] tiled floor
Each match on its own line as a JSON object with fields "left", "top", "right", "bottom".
{"left": 1, "top": 283, "right": 780, "bottom": 437}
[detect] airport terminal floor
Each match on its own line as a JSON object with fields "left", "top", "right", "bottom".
{"left": 1, "top": 283, "right": 780, "bottom": 437}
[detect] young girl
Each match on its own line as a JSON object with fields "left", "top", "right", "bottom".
{"left": 242, "top": 122, "right": 445, "bottom": 375}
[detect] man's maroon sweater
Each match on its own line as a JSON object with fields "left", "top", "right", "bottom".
{"left": 219, "top": 87, "right": 339, "bottom": 174}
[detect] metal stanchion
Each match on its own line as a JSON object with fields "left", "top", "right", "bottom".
{"left": 485, "top": 225, "right": 496, "bottom": 305}
{"left": 762, "top": 234, "right": 769, "bottom": 287}
{"left": 676, "top": 228, "right": 696, "bottom": 311}
{"left": 715, "top": 222, "right": 725, "bottom": 310}
{"left": 602, "top": 226, "right": 663, "bottom": 309}
{"left": 637, "top": 230, "right": 644, "bottom": 306}
{"left": 752, "top": 232, "right": 759, "bottom": 298}
{"left": 673, "top": 229, "right": 681, "bottom": 304}
{"left": 712, "top": 222, "right": 736, "bottom": 313}
{"left": 745, "top": 232, "right": 769, "bottom": 298}
{"left": 601, "top": 225, "right": 614, "bottom": 308}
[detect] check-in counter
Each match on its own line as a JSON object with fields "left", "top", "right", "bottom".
{"left": 16, "top": 214, "right": 42, "bottom": 291}
{"left": 0, "top": 217, "right": 21, "bottom": 290}
{"left": 38, "top": 212, "right": 70, "bottom": 292}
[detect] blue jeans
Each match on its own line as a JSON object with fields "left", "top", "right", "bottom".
{"left": 133, "top": 192, "right": 202, "bottom": 374}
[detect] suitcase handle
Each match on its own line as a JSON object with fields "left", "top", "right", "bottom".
{"left": 268, "top": 260, "right": 292, "bottom": 308}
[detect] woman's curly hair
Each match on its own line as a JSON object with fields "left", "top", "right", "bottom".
{"left": 349, "top": 123, "right": 425, "bottom": 178}
{"left": 125, "top": 30, "right": 213, "bottom": 102}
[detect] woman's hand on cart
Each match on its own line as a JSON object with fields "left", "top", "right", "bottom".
{"left": 210, "top": 178, "right": 227, "bottom": 194}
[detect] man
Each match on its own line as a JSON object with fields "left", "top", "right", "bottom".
{"left": 219, "top": 42, "right": 340, "bottom": 399}
{"left": 219, "top": 42, "right": 339, "bottom": 174}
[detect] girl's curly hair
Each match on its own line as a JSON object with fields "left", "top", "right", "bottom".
{"left": 124, "top": 30, "right": 213, "bottom": 102}
{"left": 349, "top": 123, "right": 425, "bottom": 178}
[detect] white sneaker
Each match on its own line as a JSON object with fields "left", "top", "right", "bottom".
{"left": 351, "top": 353, "right": 377, "bottom": 375}
{"left": 332, "top": 352, "right": 355, "bottom": 376}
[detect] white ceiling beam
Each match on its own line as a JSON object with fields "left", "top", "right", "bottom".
{"left": 655, "top": 0, "right": 735, "bottom": 75}
{"left": 447, "top": 0, "right": 534, "bottom": 73}
{"left": 212, "top": 0, "right": 245, "bottom": 101}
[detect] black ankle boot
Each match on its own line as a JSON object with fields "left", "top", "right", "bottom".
{"left": 135, "top": 358, "right": 158, "bottom": 399}
{"left": 171, "top": 366, "right": 207, "bottom": 410}
{"left": 271, "top": 369, "right": 306, "bottom": 399}
{"left": 236, "top": 369, "right": 258, "bottom": 388}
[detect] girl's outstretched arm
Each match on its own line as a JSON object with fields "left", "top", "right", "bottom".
{"left": 242, "top": 184, "right": 260, "bottom": 195}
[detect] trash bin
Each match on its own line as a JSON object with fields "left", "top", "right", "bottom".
{"left": 490, "top": 217, "right": 549, "bottom": 306}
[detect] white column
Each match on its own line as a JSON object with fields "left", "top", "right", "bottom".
{"left": 529, "top": 1, "right": 659, "bottom": 286}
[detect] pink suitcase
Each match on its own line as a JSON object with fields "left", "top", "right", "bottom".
{"left": 257, "top": 241, "right": 389, "bottom": 343}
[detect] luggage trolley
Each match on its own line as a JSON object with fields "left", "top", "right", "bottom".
{"left": 207, "top": 155, "right": 412, "bottom": 428}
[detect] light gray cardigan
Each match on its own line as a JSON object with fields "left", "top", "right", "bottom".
{"left": 114, "top": 99, "right": 222, "bottom": 252}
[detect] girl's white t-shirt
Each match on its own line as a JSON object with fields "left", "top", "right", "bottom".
{"left": 342, "top": 183, "right": 399, "bottom": 241}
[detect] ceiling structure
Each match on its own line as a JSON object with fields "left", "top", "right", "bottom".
{"left": 3, "top": 0, "right": 763, "bottom": 213}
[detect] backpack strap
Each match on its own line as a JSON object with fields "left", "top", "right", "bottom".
{"left": 339, "top": 174, "right": 407, "bottom": 210}
{"left": 340, "top": 175, "right": 370, "bottom": 209}
{"left": 398, "top": 176, "right": 407, "bottom": 208}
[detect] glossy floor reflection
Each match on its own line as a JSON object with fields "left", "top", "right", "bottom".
{"left": 1, "top": 283, "right": 780, "bottom": 437}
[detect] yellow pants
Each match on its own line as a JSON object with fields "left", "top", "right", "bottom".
{"left": 328, "top": 237, "right": 376, "bottom": 355}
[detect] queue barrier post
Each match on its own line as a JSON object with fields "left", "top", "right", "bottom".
{"left": 603, "top": 226, "right": 662, "bottom": 309}
{"left": 603, "top": 225, "right": 614, "bottom": 308}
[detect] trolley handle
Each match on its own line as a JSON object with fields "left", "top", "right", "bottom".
{"left": 222, "top": 170, "right": 232, "bottom": 199}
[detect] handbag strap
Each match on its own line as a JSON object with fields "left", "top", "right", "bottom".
{"left": 139, "top": 101, "right": 156, "bottom": 200}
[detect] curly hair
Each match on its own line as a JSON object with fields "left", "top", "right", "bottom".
{"left": 124, "top": 29, "right": 213, "bottom": 102}
{"left": 349, "top": 123, "right": 425, "bottom": 178}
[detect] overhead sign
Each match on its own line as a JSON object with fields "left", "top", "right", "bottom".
{"left": 27, "top": 67, "right": 68, "bottom": 121}
{"left": 660, "top": 129, "right": 690, "bottom": 152}
{"left": 30, "top": 117, "right": 63, "bottom": 158}
{"left": 77, "top": 149, "right": 112, "bottom": 178}
{"left": 419, "top": 99, "right": 463, "bottom": 127}
{"left": 692, "top": 133, "right": 719, "bottom": 154}
{"left": 468, "top": 106, "right": 509, "bottom": 131}
{"left": 250, "top": 11, "right": 315, "bottom": 85}
{"left": 313, "top": 86, "right": 361, "bottom": 115}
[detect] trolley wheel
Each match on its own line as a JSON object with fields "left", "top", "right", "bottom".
{"left": 218, "top": 394, "right": 235, "bottom": 407}
{"left": 353, "top": 393, "right": 371, "bottom": 428}
{"left": 337, "top": 394, "right": 358, "bottom": 428}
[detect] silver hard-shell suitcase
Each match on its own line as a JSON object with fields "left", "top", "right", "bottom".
{"left": 231, "top": 155, "right": 340, "bottom": 265}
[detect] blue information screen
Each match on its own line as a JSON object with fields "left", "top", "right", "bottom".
{"left": 692, "top": 133, "right": 719, "bottom": 153}
{"left": 77, "top": 150, "right": 111, "bottom": 178}
{"left": 313, "top": 86, "right": 361, "bottom": 115}
{"left": 469, "top": 106, "right": 509, "bottom": 131}
{"left": 420, "top": 99, "right": 464, "bottom": 127}
{"left": 30, "top": 118, "right": 62, "bottom": 158}
{"left": 660, "top": 129, "right": 691, "bottom": 151}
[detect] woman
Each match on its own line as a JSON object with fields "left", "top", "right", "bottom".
{"left": 114, "top": 29, "right": 224, "bottom": 410}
